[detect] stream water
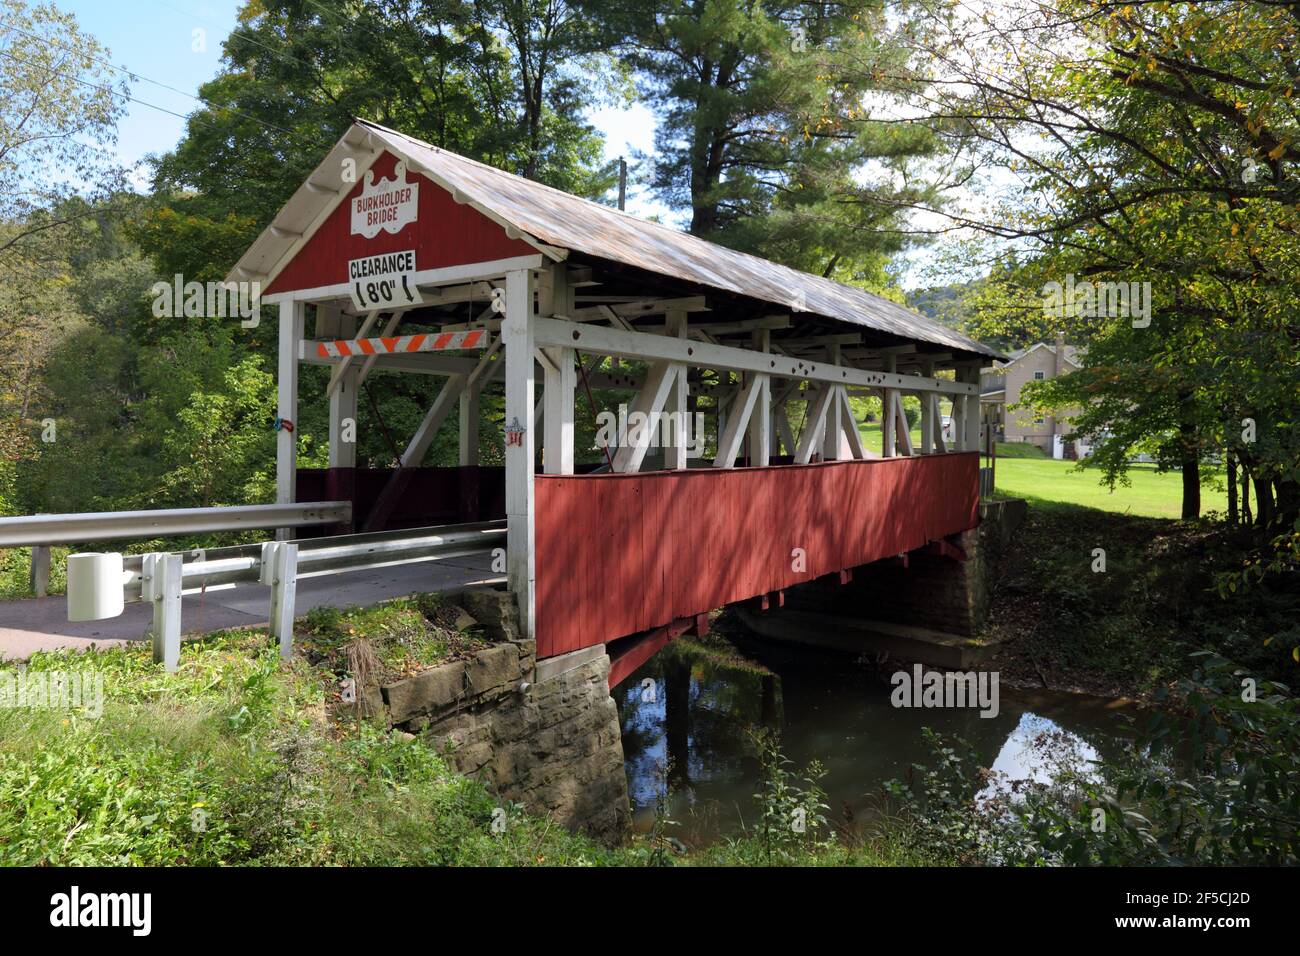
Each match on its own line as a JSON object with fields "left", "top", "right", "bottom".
{"left": 615, "top": 635, "right": 1137, "bottom": 846}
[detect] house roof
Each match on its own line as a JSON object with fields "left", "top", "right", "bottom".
{"left": 231, "top": 119, "right": 1003, "bottom": 361}
{"left": 1001, "top": 342, "right": 1083, "bottom": 366}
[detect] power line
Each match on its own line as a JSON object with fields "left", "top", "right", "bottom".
{"left": 0, "top": 18, "right": 300, "bottom": 141}
{"left": 148, "top": 0, "right": 325, "bottom": 78}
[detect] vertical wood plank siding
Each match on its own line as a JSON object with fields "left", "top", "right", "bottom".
{"left": 534, "top": 453, "right": 980, "bottom": 658}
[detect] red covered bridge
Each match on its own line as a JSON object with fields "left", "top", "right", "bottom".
{"left": 230, "top": 119, "right": 1003, "bottom": 685}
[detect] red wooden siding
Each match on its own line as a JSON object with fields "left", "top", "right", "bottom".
{"left": 266, "top": 150, "right": 537, "bottom": 295}
{"left": 533, "top": 453, "right": 980, "bottom": 659}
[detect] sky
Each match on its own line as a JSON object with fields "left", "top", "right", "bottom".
{"left": 54, "top": 0, "right": 667, "bottom": 217}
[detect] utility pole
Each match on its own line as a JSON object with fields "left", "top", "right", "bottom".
{"left": 618, "top": 157, "right": 626, "bottom": 211}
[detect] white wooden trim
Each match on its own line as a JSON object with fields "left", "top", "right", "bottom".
{"left": 667, "top": 310, "right": 689, "bottom": 470}
{"left": 534, "top": 317, "right": 976, "bottom": 396}
{"left": 714, "top": 372, "right": 766, "bottom": 468}
{"left": 458, "top": 383, "right": 479, "bottom": 466}
{"left": 542, "top": 346, "right": 575, "bottom": 474}
{"left": 612, "top": 361, "right": 680, "bottom": 473}
{"left": 503, "top": 268, "right": 536, "bottom": 641}
{"left": 822, "top": 344, "right": 843, "bottom": 460}
{"left": 893, "top": 391, "right": 914, "bottom": 456}
{"left": 837, "top": 386, "right": 868, "bottom": 460}
{"left": 276, "top": 300, "right": 304, "bottom": 533}
{"left": 749, "top": 330, "right": 771, "bottom": 466}
{"left": 794, "top": 386, "right": 834, "bottom": 464}
{"left": 252, "top": 145, "right": 384, "bottom": 292}
{"left": 325, "top": 310, "right": 379, "bottom": 397}
{"left": 261, "top": 255, "right": 546, "bottom": 305}
{"left": 328, "top": 314, "right": 358, "bottom": 469}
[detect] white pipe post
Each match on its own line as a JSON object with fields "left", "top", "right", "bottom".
{"left": 503, "top": 268, "right": 536, "bottom": 641}
{"left": 276, "top": 299, "right": 305, "bottom": 538}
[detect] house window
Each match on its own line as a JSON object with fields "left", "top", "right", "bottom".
{"left": 1033, "top": 370, "right": 1046, "bottom": 381}
{"left": 1033, "top": 415, "right": 1045, "bottom": 425}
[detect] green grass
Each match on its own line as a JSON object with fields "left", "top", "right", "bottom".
{"left": 0, "top": 629, "right": 620, "bottom": 866}
{"left": 860, "top": 423, "right": 923, "bottom": 454}
{"left": 0, "top": 607, "right": 911, "bottom": 866}
{"left": 298, "top": 595, "right": 488, "bottom": 682}
{"left": 992, "top": 441, "right": 1048, "bottom": 459}
{"left": 992, "top": 457, "right": 1188, "bottom": 518}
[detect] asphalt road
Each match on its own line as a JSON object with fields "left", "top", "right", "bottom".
{"left": 0, "top": 553, "right": 503, "bottom": 661}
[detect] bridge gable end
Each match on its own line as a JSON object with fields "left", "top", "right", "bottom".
{"left": 265, "top": 149, "right": 538, "bottom": 297}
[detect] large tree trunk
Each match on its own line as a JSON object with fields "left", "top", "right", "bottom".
{"left": 1178, "top": 392, "right": 1200, "bottom": 519}
{"left": 1275, "top": 477, "right": 1299, "bottom": 528}
{"left": 1253, "top": 475, "right": 1274, "bottom": 529}
{"left": 1227, "top": 452, "right": 1238, "bottom": 526}
{"left": 1242, "top": 467, "right": 1253, "bottom": 526}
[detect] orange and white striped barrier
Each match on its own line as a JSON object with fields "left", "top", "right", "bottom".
{"left": 316, "top": 329, "right": 489, "bottom": 359}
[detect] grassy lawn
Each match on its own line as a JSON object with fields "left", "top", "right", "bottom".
{"left": 855, "top": 428, "right": 1189, "bottom": 519}
{"left": 992, "top": 457, "right": 1190, "bottom": 519}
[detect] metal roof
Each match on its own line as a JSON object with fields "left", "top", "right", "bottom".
{"left": 232, "top": 119, "right": 1003, "bottom": 360}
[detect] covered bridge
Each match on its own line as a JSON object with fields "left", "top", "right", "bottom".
{"left": 229, "top": 119, "right": 1004, "bottom": 678}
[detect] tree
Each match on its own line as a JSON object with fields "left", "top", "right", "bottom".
{"left": 609, "top": 0, "right": 943, "bottom": 282}
{"left": 0, "top": 0, "right": 127, "bottom": 515}
{"left": 890, "top": 0, "right": 1299, "bottom": 525}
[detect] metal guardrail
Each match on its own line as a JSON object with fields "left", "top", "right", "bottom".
{"left": 0, "top": 501, "right": 352, "bottom": 597}
{"left": 71, "top": 520, "right": 506, "bottom": 672}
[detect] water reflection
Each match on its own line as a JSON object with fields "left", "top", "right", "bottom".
{"left": 616, "top": 636, "right": 1134, "bottom": 846}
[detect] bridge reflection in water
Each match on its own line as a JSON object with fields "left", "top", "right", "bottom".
{"left": 615, "top": 635, "right": 1135, "bottom": 847}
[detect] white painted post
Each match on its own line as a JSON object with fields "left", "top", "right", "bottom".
{"left": 503, "top": 268, "right": 536, "bottom": 641}
{"left": 268, "top": 542, "right": 299, "bottom": 660}
{"left": 749, "top": 330, "right": 771, "bottom": 466}
{"left": 961, "top": 363, "right": 981, "bottom": 452}
{"left": 714, "top": 372, "right": 766, "bottom": 468}
{"left": 276, "top": 299, "right": 305, "bottom": 539}
{"left": 823, "top": 345, "right": 845, "bottom": 460}
{"left": 882, "top": 354, "right": 899, "bottom": 457}
{"left": 29, "top": 545, "right": 50, "bottom": 597}
{"left": 920, "top": 358, "right": 936, "bottom": 454}
{"left": 667, "top": 310, "right": 689, "bottom": 469}
{"left": 146, "top": 552, "right": 182, "bottom": 672}
{"left": 458, "top": 385, "right": 480, "bottom": 466}
{"left": 795, "top": 386, "right": 834, "bottom": 464}
{"left": 329, "top": 313, "right": 359, "bottom": 471}
{"left": 613, "top": 362, "right": 679, "bottom": 473}
{"left": 542, "top": 347, "right": 575, "bottom": 474}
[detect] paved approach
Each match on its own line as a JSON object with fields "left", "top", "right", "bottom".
{"left": 0, "top": 554, "right": 502, "bottom": 661}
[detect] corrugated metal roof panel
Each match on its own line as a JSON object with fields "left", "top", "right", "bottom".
{"left": 234, "top": 120, "right": 1003, "bottom": 360}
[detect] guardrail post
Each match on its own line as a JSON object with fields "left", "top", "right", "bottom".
{"left": 144, "top": 552, "right": 182, "bottom": 672}
{"left": 29, "top": 545, "right": 51, "bottom": 597}
{"left": 267, "top": 542, "right": 299, "bottom": 660}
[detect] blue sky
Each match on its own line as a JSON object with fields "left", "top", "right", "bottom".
{"left": 57, "top": 0, "right": 663, "bottom": 214}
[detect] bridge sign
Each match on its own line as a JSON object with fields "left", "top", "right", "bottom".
{"left": 348, "top": 249, "right": 423, "bottom": 311}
